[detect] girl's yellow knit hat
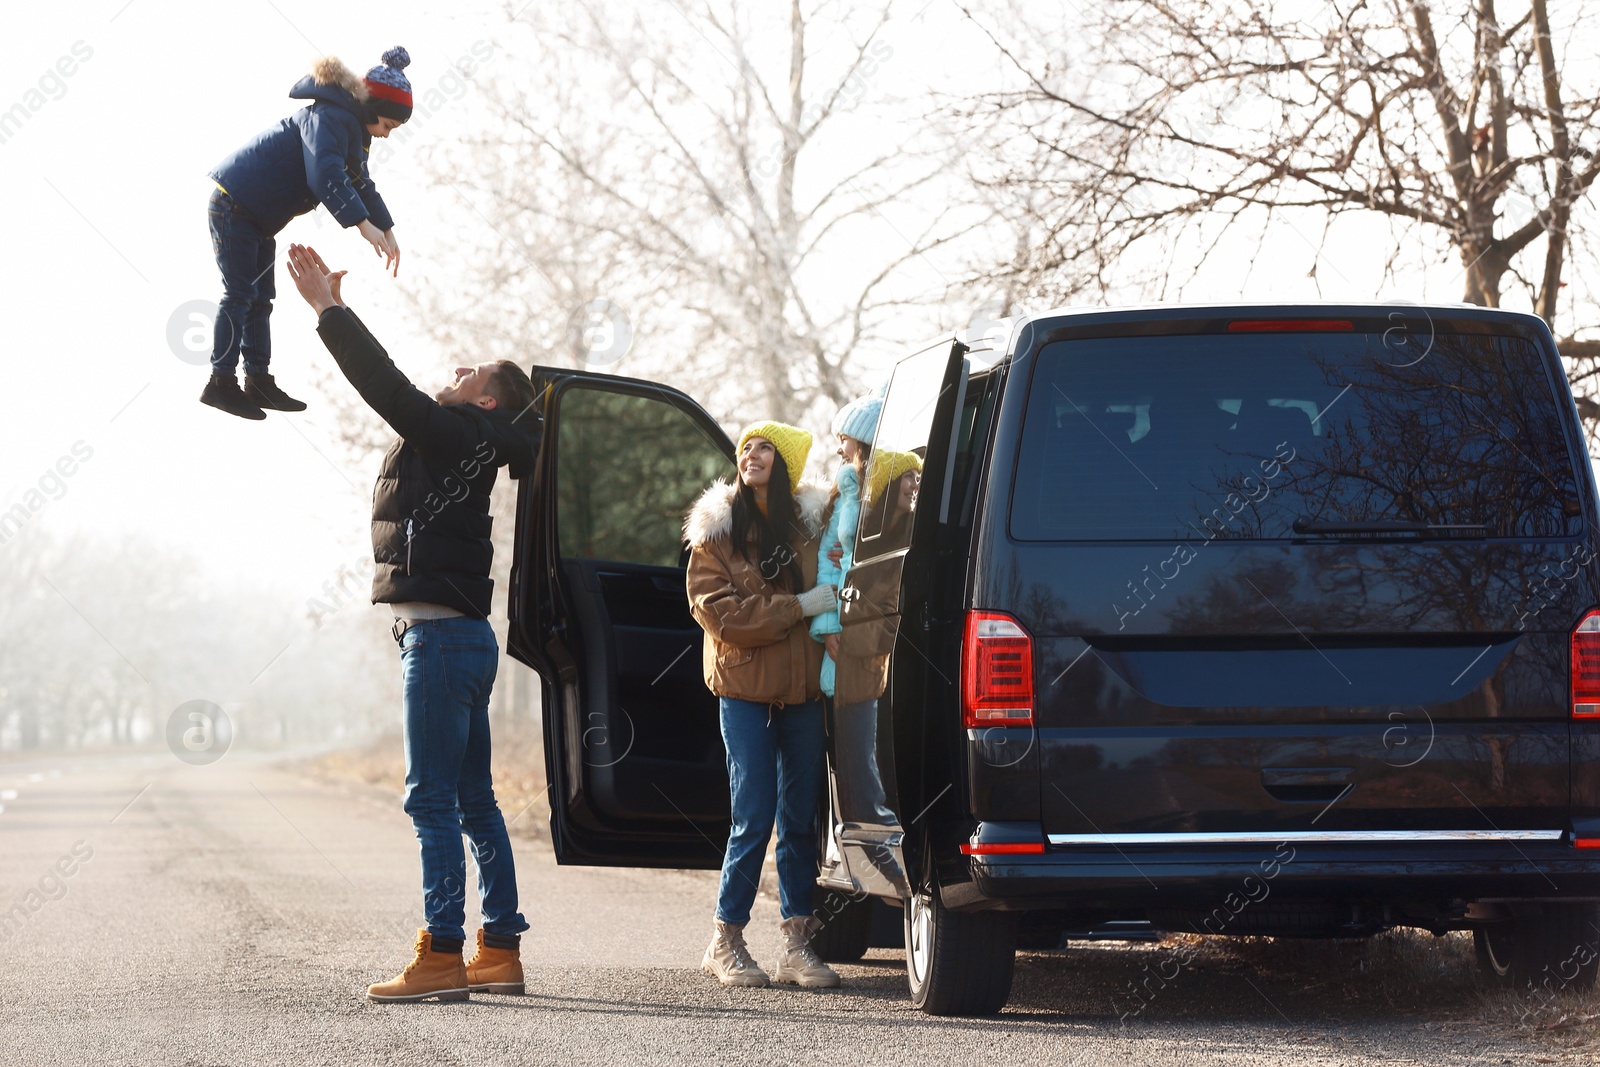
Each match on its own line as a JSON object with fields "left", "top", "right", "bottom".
{"left": 866, "top": 449, "right": 923, "bottom": 503}
{"left": 736, "top": 421, "right": 812, "bottom": 491}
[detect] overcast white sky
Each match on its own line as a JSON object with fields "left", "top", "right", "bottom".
{"left": 1, "top": 0, "right": 1591, "bottom": 613}
{"left": 0, "top": 1, "right": 556, "bottom": 603}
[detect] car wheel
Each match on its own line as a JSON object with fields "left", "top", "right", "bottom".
{"left": 1473, "top": 903, "right": 1600, "bottom": 992}
{"left": 811, "top": 889, "right": 873, "bottom": 962}
{"left": 1474, "top": 922, "right": 1515, "bottom": 987}
{"left": 904, "top": 885, "right": 1017, "bottom": 1015}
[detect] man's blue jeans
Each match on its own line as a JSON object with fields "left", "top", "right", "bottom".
{"left": 397, "top": 616, "right": 528, "bottom": 942}
{"left": 207, "top": 186, "right": 275, "bottom": 377}
{"left": 716, "top": 697, "right": 826, "bottom": 926}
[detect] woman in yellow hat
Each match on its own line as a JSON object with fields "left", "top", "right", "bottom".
{"left": 683, "top": 421, "right": 843, "bottom": 991}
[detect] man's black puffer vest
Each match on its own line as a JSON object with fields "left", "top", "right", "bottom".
{"left": 316, "top": 307, "right": 539, "bottom": 618}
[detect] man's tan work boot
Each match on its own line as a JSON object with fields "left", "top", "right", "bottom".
{"left": 466, "top": 928, "right": 525, "bottom": 994}
{"left": 366, "top": 929, "right": 470, "bottom": 1003}
{"left": 772, "top": 916, "right": 842, "bottom": 989}
{"left": 701, "top": 919, "right": 769, "bottom": 987}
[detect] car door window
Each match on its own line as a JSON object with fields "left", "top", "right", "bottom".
{"left": 856, "top": 343, "right": 954, "bottom": 560}
{"left": 557, "top": 386, "right": 732, "bottom": 566}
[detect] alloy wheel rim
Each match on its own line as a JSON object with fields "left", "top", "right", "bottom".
{"left": 908, "top": 892, "right": 933, "bottom": 984}
{"left": 1482, "top": 925, "right": 1514, "bottom": 977}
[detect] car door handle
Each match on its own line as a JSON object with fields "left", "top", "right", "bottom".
{"left": 1261, "top": 766, "right": 1354, "bottom": 804}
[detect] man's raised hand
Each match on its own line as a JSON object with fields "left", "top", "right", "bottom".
{"left": 286, "top": 244, "right": 347, "bottom": 315}
{"left": 306, "top": 246, "right": 349, "bottom": 304}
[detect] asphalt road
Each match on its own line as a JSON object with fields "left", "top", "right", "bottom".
{"left": 0, "top": 749, "right": 1588, "bottom": 1065}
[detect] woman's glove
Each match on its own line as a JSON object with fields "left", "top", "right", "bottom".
{"left": 796, "top": 584, "right": 839, "bottom": 617}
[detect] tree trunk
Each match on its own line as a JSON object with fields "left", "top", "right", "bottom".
{"left": 1531, "top": 0, "right": 1570, "bottom": 326}
{"left": 1460, "top": 241, "right": 1504, "bottom": 307}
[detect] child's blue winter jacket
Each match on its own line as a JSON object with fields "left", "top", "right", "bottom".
{"left": 210, "top": 59, "right": 394, "bottom": 237}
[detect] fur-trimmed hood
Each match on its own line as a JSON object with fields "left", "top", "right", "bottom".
{"left": 289, "top": 56, "right": 369, "bottom": 113}
{"left": 684, "top": 480, "right": 829, "bottom": 548}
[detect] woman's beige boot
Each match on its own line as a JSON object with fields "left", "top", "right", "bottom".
{"left": 702, "top": 919, "right": 770, "bottom": 987}
{"left": 773, "top": 916, "right": 842, "bottom": 988}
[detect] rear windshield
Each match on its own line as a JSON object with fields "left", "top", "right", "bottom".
{"left": 1010, "top": 331, "right": 1582, "bottom": 541}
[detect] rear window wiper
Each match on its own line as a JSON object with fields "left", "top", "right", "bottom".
{"left": 1291, "top": 518, "right": 1489, "bottom": 540}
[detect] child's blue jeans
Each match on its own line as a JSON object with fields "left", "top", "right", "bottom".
{"left": 208, "top": 186, "right": 275, "bottom": 377}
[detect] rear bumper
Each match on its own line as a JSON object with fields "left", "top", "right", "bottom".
{"left": 947, "top": 841, "right": 1600, "bottom": 912}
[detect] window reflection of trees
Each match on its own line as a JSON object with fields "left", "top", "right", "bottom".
{"left": 1283, "top": 335, "right": 1578, "bottom": 538}
{"left": 557, "top": 388, "right": 732, "bottom": 567}
{"left": 1018, "top": 334, "right": 1579, "bottom": 542}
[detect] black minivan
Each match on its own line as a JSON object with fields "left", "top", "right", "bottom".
{"left": 508, "top": 303, "right": 1600, "bottom": 1016}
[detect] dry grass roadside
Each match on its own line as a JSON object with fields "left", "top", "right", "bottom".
{"left": 302, "top": 713, "right": 550, "bottom": 841}
{"left": 1198, "top": 931, "right": 1600, "bottom": 1048}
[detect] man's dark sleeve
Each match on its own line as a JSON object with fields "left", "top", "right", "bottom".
{"left": 315, "top": 305, "right": 479, "bottom": 462}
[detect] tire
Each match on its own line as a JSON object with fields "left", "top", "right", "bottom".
{"left": 1473, "top": 903, "right": 1600, "bottom": 992}
{"left": 811, "top": 889, "right": 874, "bottom": 962}
{"left": 904, "top": 886, "right": 1018, "bottom": 1016}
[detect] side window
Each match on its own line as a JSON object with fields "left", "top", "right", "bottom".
{"left": 856, "top": 342, "right": 956, "bottom": 561}
{"left": 949, "top": 371, "right": 997, "bottom": 527}
{"left": 557, "top": 387, "right": 732, "bottom": 566}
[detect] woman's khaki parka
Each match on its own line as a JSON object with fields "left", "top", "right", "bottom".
{"left": 684, "top": 480, "right": 830, "bottom": 706}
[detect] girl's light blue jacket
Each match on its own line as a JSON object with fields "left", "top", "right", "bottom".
{"left": 811, "top": 464, "right": 861, "bottom": 695}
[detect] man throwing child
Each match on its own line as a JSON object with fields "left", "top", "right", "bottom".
{"left": 286, "top": 243, "right": 539, "bottom": 1003}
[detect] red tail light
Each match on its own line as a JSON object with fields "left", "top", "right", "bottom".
{"left": 961, "top": 842, "right": 1046, "bottom": 855}
{"left": 963, "top": 611, "right": 1034, "bottom": 727}
{"left": 1227, "top": 319, "right": 1354, "bottom": 332}
{"left": 1575, "top": 837, "right": 1600, "bottom": 850}
{"left": 1572, "top": 610, "right": 1600, "bottom": 717}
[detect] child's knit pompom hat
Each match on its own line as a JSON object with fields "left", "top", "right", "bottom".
{"left": 364, "top": 46, "right": 414, "bottom": 123}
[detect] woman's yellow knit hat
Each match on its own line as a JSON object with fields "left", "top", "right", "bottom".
{"left": 736, "top": 421, "right": 812, "bottom": 492}
{"left": 866, "top": 449, "right": 923, "bottom": 503}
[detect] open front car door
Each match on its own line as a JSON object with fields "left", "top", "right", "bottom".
{"left": 508, "top": 370, "right": 735, "bottom": 868}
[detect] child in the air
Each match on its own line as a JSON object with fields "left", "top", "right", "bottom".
{"left": 202, "top": 47, "right": 414, "bottom": 420}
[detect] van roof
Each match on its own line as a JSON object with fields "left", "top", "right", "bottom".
{"left": 956, "top": 301, "right": 1553, "bottom": 368}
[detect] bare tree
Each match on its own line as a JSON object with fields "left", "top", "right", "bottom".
{"left": 412, "top": 0, "right": 978, "bottom": 426}
{"left": 956, "top": 0, "right": 1600, "bottom": 394}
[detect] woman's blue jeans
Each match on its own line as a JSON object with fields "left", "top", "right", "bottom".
{"left": 716, "top": 697, "right": 826, "bottom": 926}
{"left": 397, "top": 616, "right": 529, "bottom": 942}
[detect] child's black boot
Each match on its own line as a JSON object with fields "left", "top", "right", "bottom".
{"left": 245, "top": 373, "right": 308, "bottom": 413}
{"left": 201, "top": 374, "right": 267, "bottom": 421}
